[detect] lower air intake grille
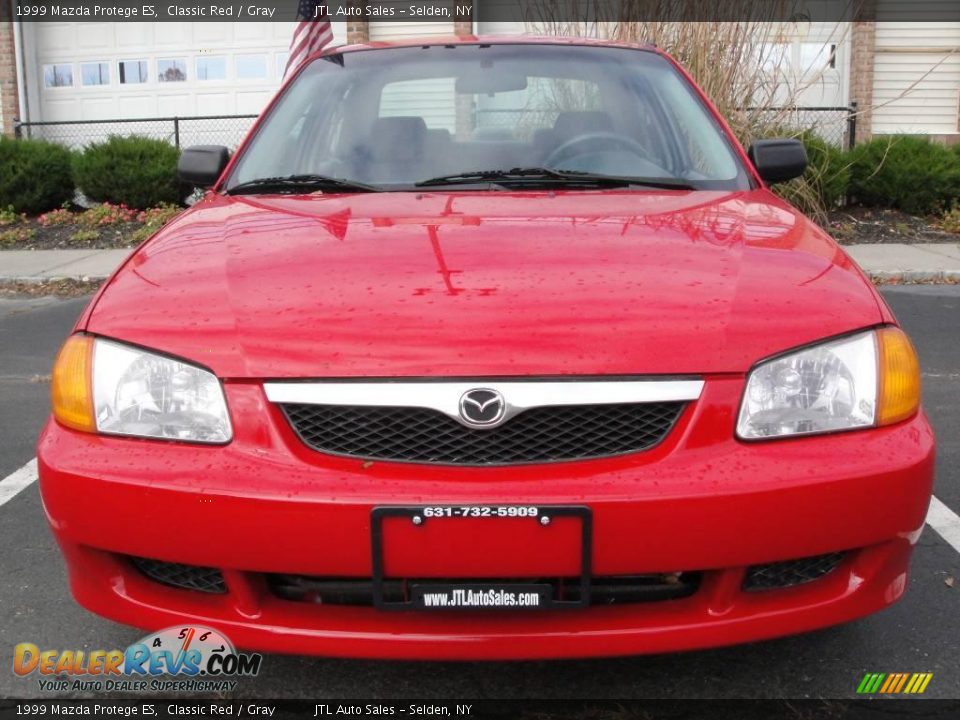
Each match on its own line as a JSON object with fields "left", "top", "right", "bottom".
{"left": 743, "top": 552, "right": 845, "bottom": 591}
{"left": 279, "top": 402, "right": 685, "bottom": 465}
{"left": 267, "top": 573, "right": 701, "bottom": 606}
{"left": 130, "top": 557, "right": 227, "bottom": 594}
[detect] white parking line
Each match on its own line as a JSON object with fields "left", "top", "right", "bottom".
{"left": 0, "top": 458, "right": 38, "bottom": 508}
{"left": 2, "top": 456, "right": 960, "bottom": 557}
{"left": 926, "top": 496, "right": 960, "bottom": 555}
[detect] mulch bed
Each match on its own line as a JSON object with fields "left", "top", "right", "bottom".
{"left": 0, "top": 279, "right": 104, "bottom": 298}
{"left": 826, "top": 207, "right": 958, "bottom": 245}
{"left": 0, "top": 272, "right": 956, "bottom": 300}
{"left": 0, "top": 217, "right": 143, "bottom": 251}
{"left": 3, "top": 205, "right": 957, "bottom": 251}
{"left": 872, "top": 275, "right": 960, "bottom": 285}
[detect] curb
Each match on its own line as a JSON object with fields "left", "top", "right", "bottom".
{"left": 3, "top": 273, "right": 960, "bottom": 285}
{"left": 3, "top": 272, "right": 960, "bottom": 286}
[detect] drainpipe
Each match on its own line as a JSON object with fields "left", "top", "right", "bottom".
{"left": 13, "top": 18, "right": 29, "bottom": 127}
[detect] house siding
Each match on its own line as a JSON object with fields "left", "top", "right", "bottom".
{"left": 871, "top": 22, "right": 960, "bottom": 136}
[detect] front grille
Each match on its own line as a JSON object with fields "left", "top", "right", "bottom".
{"left": 743, "top": 552, "right": 845, "bottom": 591}
{"left": 130, "top": 557, "right": 227, "bottom": 594}
{"left": 267, "top": 573, "right": 701, "bottom": 606}
{"left": 280, "top": 402, "right": 685, "bottom": 465}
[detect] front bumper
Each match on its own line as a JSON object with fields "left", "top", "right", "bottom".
{"left": 37, "top": 377, "right": 935, "bottom": 659}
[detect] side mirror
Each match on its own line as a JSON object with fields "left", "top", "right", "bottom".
{"left": 747, "top": 139, "right": 807, "bottom": 184}
{"left": 178, "top": 145, "right": 230, "bottom": 187}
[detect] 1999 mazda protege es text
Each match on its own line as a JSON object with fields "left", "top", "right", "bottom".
{"left": 38, "top": 38, "right": 935, "bottom": 659}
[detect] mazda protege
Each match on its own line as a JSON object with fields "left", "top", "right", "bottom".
{"left": 38, "top": 38, "right": 934, "bottom": 659}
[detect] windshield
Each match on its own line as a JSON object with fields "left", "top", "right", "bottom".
{"left": 226, "top": 43, "right": 751, "bottom": 192}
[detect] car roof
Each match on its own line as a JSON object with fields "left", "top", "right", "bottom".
{"left": 319, "top": 34, "right": 660, "bottom": 58}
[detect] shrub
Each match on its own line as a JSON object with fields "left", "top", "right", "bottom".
{"left": 800, "top": 133, "right": 850, "bottom": 210}
{"left": 72, "top": 136, "right": 179, "bottom": 209}
{"left": 0, "top": 205, "right": 24, "bottom": 226}
{"left": 38, "top": 206, "right": 75, "bottom": 226}
{"left": 848, "top": 136, "right": 960, "bottom": 216}
{"left": 131, "top": 203, "right": 182, "bottom": 244}
{"left": 0, "top": 227, "right": 37, "bottom": 247}
{"left": 77, "top": 202, "right": 137, "bottom": 228}
{"left": 70, "top": 229, "right": 100, "bottom": 243}
{"left": 766, "top": 130, "right": 849, "bottom": 221}
{"left": 0, "top": 137, "right": 74, "bottom": 215}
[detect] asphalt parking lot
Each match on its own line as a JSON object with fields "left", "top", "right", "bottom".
{"left": 0, "top": 287, "right": 957, "bottom": 700}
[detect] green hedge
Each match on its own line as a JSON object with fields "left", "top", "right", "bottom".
{"left": 766, "top": 131, "right": 850, "bottom": 218}
{"left": 848, "top": 136, "right": 960, "bottom": 216}
{"left": 800, "top": 133, "right": 850, "bottom": 211}
{"left": 72, "top": 136, "right": 179, "bottom": 210}
{"left": 0, "top": 136, "right": 74, "bottom": 214}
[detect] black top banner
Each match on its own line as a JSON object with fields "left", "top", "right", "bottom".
{"left": 6, "top": 0, "right": 960, "bottom": 23}
{"left": 1, "top": 700, "right": 960, "bottom": 720}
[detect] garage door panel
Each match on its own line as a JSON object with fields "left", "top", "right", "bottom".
{"left": 116, "top": 23, "right": 151, "bottom": 48}
{"left": 41, "top": 97, "right": 79, "bottom": 122}
{"left": 236, "top": 90, "right": 273, "bottom": 114}
{"left": 35, "top": 24, "right": 74, "bottom": 56}
{"left": 155, "top": 23, "right": 193, "bottom": 46}
{"left": 119, "top": 95, "right": 158, "bottom": 118}
{"left": 158, "top": 94, "right": 194, "bottom": 116}
{"left": 197, "top": 93, "right": 233, "bottom": 115}
{"left": 78, "top": 97, "right": 118, "bottom": 118}
{"left": 78, "top": 24, "right": 111, "bottom": 49}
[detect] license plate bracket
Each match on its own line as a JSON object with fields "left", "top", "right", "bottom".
{"left": 370, "top": 505, "right": 592, "bottom": 611}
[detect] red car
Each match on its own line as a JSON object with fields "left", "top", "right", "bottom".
{"left": 39, "top": 38, "right": 934, "bottom": 660}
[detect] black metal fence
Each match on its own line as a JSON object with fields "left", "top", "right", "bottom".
{"left": 14, "top": 114, "right": 259, "bottom": 150}
{"left": 13, "top": 105, "right": 858, "bottom": 152}
{"left": 742, "top": 104, "right": 858, "bottom": 150}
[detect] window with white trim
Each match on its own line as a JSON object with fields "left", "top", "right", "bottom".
{"left": 43, "top": 64, "right": 73, "bottom": 88}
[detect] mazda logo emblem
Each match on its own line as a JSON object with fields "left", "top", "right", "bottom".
{"left": 459, "top": 388, "right": 505, "bottom": 427}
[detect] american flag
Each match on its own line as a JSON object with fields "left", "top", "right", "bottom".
{"left": 284, "top": 0, "right": 334, "bottom": 77}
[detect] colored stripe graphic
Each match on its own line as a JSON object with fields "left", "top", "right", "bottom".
{"left": 857, "top": 673, "right": 885, "bottom": 693}
{"left": 858, "top": 672, "right": 932, "bottom": 694}
{"left": 879, "top": 674, "right": 897, "bottom": 693}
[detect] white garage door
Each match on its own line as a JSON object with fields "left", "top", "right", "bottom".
{"left": 24, "top": 21, "right": 347, "bottom": 147}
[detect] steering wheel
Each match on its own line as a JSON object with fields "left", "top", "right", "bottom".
{"left": 545, "top": 132, "right": 655, "bottom": 169}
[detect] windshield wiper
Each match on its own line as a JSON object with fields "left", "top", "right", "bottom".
{"left": 226, "top": 174, "right": 380, "bottom": 195}
{"left": 415, "top": 167, "right": 697, "bottom": 190}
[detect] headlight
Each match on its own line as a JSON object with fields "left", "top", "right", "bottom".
{"left": 737, "top": 328, "right": 920, "bottom": 440}
{"left": 51, "top": 336, "right": 231, "bottom": 443}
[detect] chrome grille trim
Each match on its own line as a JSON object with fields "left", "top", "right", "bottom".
{"left": 263, "top": 379, "right": 704, "bottom": 428}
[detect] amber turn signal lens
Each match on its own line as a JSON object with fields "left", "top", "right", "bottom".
{"left": 877, "top": 327, "right": 921, "bottom": 426}
{"left": 51, "top": 335, "right": 95, "bottom": 433}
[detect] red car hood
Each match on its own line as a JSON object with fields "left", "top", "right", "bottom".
{"left": 87, "top": 190, "right": 882, "bottom": 378}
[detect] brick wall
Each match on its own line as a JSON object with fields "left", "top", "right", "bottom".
{"left": 849, "top": 2, "right": 877, "bottom": 144}
{"left": 453, "top": 20, "right": 474, "bottom": 37}
{"left": 0, "top": 10, "right": 20, "bottom": 137}
{"left": 346, "top": 21, "right": 369, "bottom": 45}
